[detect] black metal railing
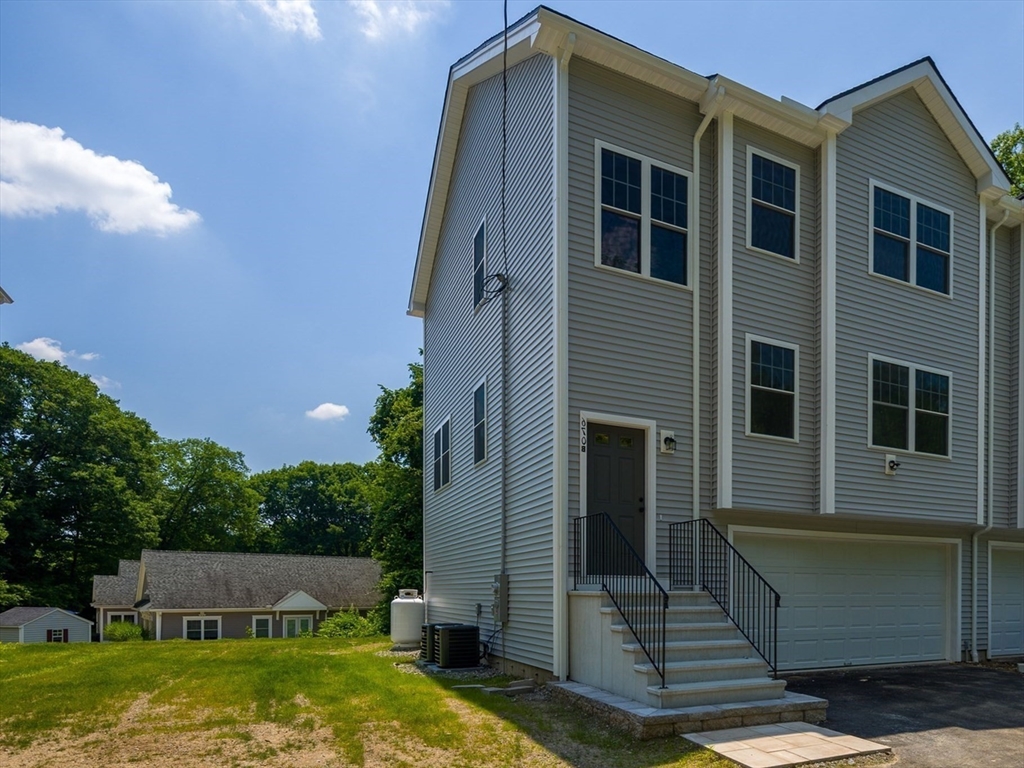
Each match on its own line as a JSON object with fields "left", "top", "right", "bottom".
{"left": 669, "top": 518, "right": 780, "bottom": 675}
{"left": 573, "top": 513, "right": 668, "bottom": 688}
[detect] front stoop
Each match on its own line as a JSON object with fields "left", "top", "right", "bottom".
{"left": 548, "top": 681, "right": 828, "bottom": 740}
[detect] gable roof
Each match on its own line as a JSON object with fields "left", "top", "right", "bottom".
{"left": 818, "top": 57, "right": 1011, "bottom": 197}
{"left": 92, "top": 559, "right": 141, "bottom": 606}
{"left": 136, "top": 550, "right": 381, "bottom": 611}
{"left": 0, "top": 607, "right": 94, "bottom": 627}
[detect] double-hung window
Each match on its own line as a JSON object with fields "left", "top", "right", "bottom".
{"left": 473, "top": 382, "right": 486, "bottom": 465}
{"left": 433, "top": 419, "right": 451, "bottom": 491}
{"left": 473, "top": 222, "right": 486, "bottom": 308}
{"left": 184, "top": 617, "right": 220, "bottom": 641}
{"left": 870, "top": 357, "right": 950, "bottom": 456}
{"left": 597, "top": 143, "right": 690, "bottom": 286}
{"left": 252, "top": 616, "right": 271, "bottom": 638}
{"left": 871, "top": 183, "right": 952, "bottom": 295}
{"left": 747, "top": 336, "right": 799, "bottom": 441}
{"left": 748, "top": 150, "right": 799, "bottom": 260}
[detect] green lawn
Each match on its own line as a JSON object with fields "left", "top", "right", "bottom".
{"left": 0, "top": 638, "right": 731, "bottom": 768}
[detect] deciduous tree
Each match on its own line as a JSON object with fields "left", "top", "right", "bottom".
{"left": 991, "top": 123, "right": 1023, "bottom": 197}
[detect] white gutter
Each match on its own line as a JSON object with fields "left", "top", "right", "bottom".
{"left": 691, "top": 83, "right": 725, "bottom": 521}
{"left": 971, "top": 207, "right": 1009, "bottom": 662}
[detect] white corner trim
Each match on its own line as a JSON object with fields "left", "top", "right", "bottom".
{"left": 578, "top": 411, "right": 658, "bottom": 567}
{"left": 820, "top": 131, "right": 837, "bottom": 514}
{"left": 976, "top": 202, "right": 987, "bottom": 525}
{"left": 552, "top": 47, "right": 570, "bottom": 682}
{"left": 717, "top": 111, "right": 734, "bottom": 508}
{"left": 744, "top": 144, "right": 801, "bottom": 263}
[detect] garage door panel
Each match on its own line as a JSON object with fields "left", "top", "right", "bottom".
{"left": 734, "top": 534, "right": 950, "bottom": 670}
{"left": 990, "top": 548, "right": 1024, "bottom": 657}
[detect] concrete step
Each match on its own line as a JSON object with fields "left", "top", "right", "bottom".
{"left": 635, "top": 657, "right": 771, "bottom": 685}
{"left": 601, "top": 605, "right": 729, "bottom": 624}
{"left": 591, "top": 589, "right": 716, "bottom": 609}
{"left": 647, "top": 676, "right": 787, "bottom": 709}
{"left": 621, "top": 638, "right": 756, "bottom": 661}
{"left": 611, "top": 621, "right": 740, "bottom": 643}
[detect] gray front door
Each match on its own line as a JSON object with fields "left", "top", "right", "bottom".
{"left": 587, "top": 424, "right": 645, "bottom": 559}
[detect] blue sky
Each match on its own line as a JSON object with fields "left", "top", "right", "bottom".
{"left": 1, "top": 1, "right": 1021, "bottom": 473}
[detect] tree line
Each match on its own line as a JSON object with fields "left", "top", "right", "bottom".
{"left": 0, "top": 344, "right": 422, "bottom": 623}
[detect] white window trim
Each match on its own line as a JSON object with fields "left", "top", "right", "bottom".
{"left": 472, "top": 378, "right": 487, "bottom": 467}
{"left": 432, "top": 417, "right": 452, "bottom": 492}
{"left": 252, "top": 614, "right": 273, "bottom": 639}
{"left": 745, "top": 334, "right": 800, "bottom": 443}
{"left": 593, "top": 139, "right": 693, "bottom": 290}
{"left": 47, "top": 628, "right": 69, "bottom": 643}
{"left": 868, "top": 179, "right": 955, "bottom": 299}
{"left": 746, "top": 146, "right": 801, "bottom": 263}
{"left": 284, "top": 615, "right": 313, "bottom": 638}
{"left": 867, "top": 353, "right": 953, "bottom": 459}
{"left": 182, "top": 616, "right": 222, "bottom": 641}
{"left": 473, "top": 218, "right": 486, "bottom": 311}
{"left": 108, "top": 612, "right": 136, "bottom": 624}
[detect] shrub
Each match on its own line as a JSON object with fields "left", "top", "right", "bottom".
{"left": 105, "top": 621, "right": 144, "bottom": 642}
{"left": 316, "top": 608, "right": 378, "bottom": 638}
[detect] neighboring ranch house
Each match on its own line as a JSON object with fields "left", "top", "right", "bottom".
{"left": 92, "top": 559, "right": 141, "bottom": 641}
{"left": 410, "top": 6, "right": 1024, "bottom": 708}
{"left": 95, "top": 550, "right": 381, "bottom": 641}
{"left": 0, "top": 607, "right": 93, "bottom": 643}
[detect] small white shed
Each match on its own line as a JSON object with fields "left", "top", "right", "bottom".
{"left": 0, "top": 607, "right": 94, "bottom": 643}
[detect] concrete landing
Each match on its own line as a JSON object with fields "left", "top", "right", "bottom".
{"left": 683, "top": 721, "right": 890, "bottom": 768}
{"left": 547, "top": 680, "right": 828, "bottom": 740}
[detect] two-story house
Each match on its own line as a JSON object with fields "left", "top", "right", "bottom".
{"left": 409, "top": 6, "right": 1022, "bottom": 711}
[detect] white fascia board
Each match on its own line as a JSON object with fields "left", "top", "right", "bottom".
{"left": 820, "top": 61, "right": 1010, "bottom": 192}
{"left": 272, "top": 590, "right": 329, "bottom": 612}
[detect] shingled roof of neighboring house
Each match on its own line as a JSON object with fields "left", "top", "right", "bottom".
{"left": 92, "top": 559, "right": 141, "bottom": 606}
{"left": 0, "top": 607, "right": 93, "bottom": 626}
{"left": 136, "top": 550, "right": 382, "bottom": 611}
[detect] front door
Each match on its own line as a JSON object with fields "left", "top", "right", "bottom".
{"left": 587, "top": 424, "right": 645, "bottom": 559}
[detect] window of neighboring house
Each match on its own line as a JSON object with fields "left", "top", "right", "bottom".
{"left": 871, "top": 357, "right": 950, "bottom": 456}
{"left": 46, "top": 628, "right": 69, "bottom": 643}
{"left": 597, "top": 143, "right": 690, "bottom": 286}
{"left": 433, "top": 419, "right": 451, "bottom": 491}
{"left": 748, "top": 150, "right": 799, "bottom": 260}
{"left": 252, "top": 616, "right": 272, "bottom": 639}
{"left": 284, "top": 616, "right": 312, "bottom": 638}
{"left": 747, "top": 336, "right": 799, "bottom": 441}
{"left": 473, "top": 222, "right": 486, "bottom": 308}
{"left": 109, "top": 613, "right": 135, "bottom": 624}
{"left": 473, "top": 382, "right": 486, "bottom": 465}
{"left": 871, "top": 183, "right": 952, "bottom": 295}
{"left": 184, "top": 617, "right": 221, "bottom": 641}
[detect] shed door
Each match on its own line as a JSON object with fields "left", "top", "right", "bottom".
{"left": 734, "top": 533, "right": 951, "bottom": 670}
{"left": 990, "top": 548, "right": 1024, "bottom": 657}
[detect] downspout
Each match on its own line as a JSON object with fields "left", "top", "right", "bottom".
{"left": 971, "top": 207, "right": 1008, "bottom": 662}
{"left": 691, "top": 84, "right": 725, "bottom": 521}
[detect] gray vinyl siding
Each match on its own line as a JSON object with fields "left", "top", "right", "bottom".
{"left": 22, "top": 613, "right": 91, "bottom": 643}
{"left": 0, "top": 627, "right": 20, "bottom": 642}
{"left": 1010, "top": 226, "right": 1021, "bottom": 525}
{"left": 833, "top": 88, "right": 980, "bottom": 522}
{"left": 731, "top": 119, "right": 819, "bottom": 512}
{"left": 566, "top": 59, "right": 712, "bottom": 578}
{"left": 422, "top": 54, "right": 556, "bottom": 671}
{"left": 991, "top": 225, "right": 1017, "bottom": 529}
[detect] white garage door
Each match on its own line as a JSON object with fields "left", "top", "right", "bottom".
{"left": 733, "top": 533, "right": 951, "bottom": 671}
{"left": 989, "top": 547, "right": 1024, "bottom": 657}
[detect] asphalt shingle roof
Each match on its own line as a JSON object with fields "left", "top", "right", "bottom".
{"left": 92, "top": 559, "right": 141, "bottom": 606}
{"left": 137, "top": 550, "right": 382, "bottom": 610}
{"left": 0, "top": 607, "right": 69, "bottom": 626}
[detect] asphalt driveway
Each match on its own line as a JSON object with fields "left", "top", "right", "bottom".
{"left": 785, "top": 664, "right": 1024, "bottom": 768}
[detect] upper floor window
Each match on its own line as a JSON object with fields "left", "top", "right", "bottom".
{"left": 870, "top": 357, "right": 950, "bottom": 457}
{"left": 596, "top": 143, "right": 690, "bottom": 286}
{"left": 473, "top": 222, "right": 486, "bottom": 308}
{"left": 473, "top": 382, "right": 486, "bottom": 465}
{"left": 747, "top": 336, "right": 799, "bottom": 441}
{"left": 748, "top": 149, "right": 799, "bottom": 260}
{"left": 433, "top": 419, "right": 451, "bottom": 491}
{"left": 871, "top": 183, "right": 952, "bottom": 295}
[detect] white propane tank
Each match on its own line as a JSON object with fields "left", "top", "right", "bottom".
{"left": 390, "top": 589, "right": 424, "bottom": 648}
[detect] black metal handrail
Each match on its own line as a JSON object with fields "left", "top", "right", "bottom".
{"left": 669, "top": 518, "right": 780, "bottom": 675}
{"left": 573, "top": 513, "right": 668, "bottom": 688}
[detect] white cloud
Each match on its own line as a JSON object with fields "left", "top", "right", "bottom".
{"left": 15, "top": 337, "right": 98, "bottom": 364}
{"left": 349, "top": 0, "right": 448, "bottom": 41}
{"left": 0, "top": 117, "right": 200, "bottom": 235}
{"left": 90, "top": 375, "right": 121, "bottom": 391}
{"left": 305, "top": 402, "right": 350, "bottom": 421}
{"left": 252, "top": 0, "right": 322, "bottom": 40}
